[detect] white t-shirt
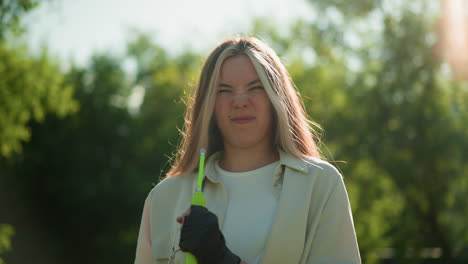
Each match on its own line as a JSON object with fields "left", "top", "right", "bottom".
{"left": 215, "top": 160, "right": 280, "bottom": 264}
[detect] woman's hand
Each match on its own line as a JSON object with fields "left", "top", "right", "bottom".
{"left": 177, "top": 205, "right": 241, "bottom": 264}
{"left": 176, "top": 208, "right": 190, "bottom": 224}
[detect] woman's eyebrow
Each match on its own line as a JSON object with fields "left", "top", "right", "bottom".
{"left": 247, "top": 79, "right": 261, "bottom": 86}
{"left": 218, "top": 82, "right": 233, "bottom": 88}
{"left": 218, "top": 79, "right": 261, "bottom": 88}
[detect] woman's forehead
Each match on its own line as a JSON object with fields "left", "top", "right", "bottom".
{"left": 218, "top": 55, "right": 259, "bottom": 85}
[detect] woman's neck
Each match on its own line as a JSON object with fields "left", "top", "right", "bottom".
{"left": 218, "top": 144, "right": 279, "bottom": 172}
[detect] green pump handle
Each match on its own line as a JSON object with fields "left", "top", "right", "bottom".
{"left": 185, "top": 148, "right": 206, "bottom": 264}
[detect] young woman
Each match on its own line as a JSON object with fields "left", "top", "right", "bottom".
{"left": 135, "top": 37, "right": 361, "bottom": 264}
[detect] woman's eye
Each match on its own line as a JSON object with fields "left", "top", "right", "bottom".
{"left": 218, "top": 89, "right": 231, "bottom": 94}
{"left": 249, "top": 86, "right": 264, "bottom": 91}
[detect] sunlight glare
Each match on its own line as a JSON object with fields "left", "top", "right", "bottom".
{"left": 441, "top": 0, "right": 468, "bottom": 79}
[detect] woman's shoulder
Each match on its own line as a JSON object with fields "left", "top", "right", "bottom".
{"left": 306, "top": 157, "right": 342, "bottom": 175}
{"left": 301, "top": 156, "right": 344, "bottom": 186}
{"left": 280, "top": 150, "right": 343, "bottom": 183}
{"left": 147, "top": 172, "right": 197, "bottom": 201}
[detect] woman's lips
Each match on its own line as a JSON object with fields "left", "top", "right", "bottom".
{"left": 231, "top": 116, "right": 255, "bottom": 124}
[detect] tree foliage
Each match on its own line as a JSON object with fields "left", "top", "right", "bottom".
{"left": 0, "top": 44, "right": 78, "bottom": 158}
{"left": 0, "top": 224, "right": 14, "bottom": 264}
{"left": 0, "top": 0, "right": 39, "bottom": 40}
{"left": 0, "top": 0, "right": 78, "bottom": 158}
{"left": 2, "top": 33, "right": 201, "bottom": 263}
{"left": 1, "top": 1, "right": 77, "bottom": 263}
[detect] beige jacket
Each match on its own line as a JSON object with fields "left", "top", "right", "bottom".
{"left": 135, "top": 150, "right": 361, "bottom": 264}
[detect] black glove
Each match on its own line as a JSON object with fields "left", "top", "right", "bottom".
{"left": 179, "top": 205, "right": 241, "bottom": 264}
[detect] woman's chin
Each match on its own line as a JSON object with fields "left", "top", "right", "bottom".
{"left": 225, "top": 138, "right": 267, "bottom": 150}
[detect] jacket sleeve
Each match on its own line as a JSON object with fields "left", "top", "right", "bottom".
{"left": 134, "top": 198, "right": 153, "bottom": 264}
{"left": 306, "top": 172, "right": 361, "bottom": 264}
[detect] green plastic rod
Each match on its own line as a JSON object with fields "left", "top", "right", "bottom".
{"left": 185, "top": 148, "right": 206, "bottom": 264}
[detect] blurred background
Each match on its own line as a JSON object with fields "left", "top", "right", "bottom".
{"left": 0, "top": 0, "right": 467, "bottom": 263}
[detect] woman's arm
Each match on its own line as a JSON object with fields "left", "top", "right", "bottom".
{"left": 134, "top": 199, "right": 153, "bottom": 264}
{"left": 305, "top": 172, "right": 361, "bottom": 263}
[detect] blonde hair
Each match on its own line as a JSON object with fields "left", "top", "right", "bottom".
{"left": 167, "top": 36, "right": 323, "bottom": 177}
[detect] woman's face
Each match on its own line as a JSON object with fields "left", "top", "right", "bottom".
{"left": 214, "top": 55, "right": 274, "bottom": 150}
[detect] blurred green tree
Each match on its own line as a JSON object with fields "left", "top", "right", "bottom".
{"left": 0, "top": 44, "right": 78, "bottom": 158}
{"left": 3, "top": 32, "right": 201, "bottom": 264}
{"left": 126, "top": 32, "right": 201, "bottom": 180}
{"left": 5, "top": 53, "right": 140, "bottom": 264}
{"left": 1, "top": 1, "right": 78, "bottom": 263}
{"left": 0, "top": 224, "right": 14, "bottom": 264}
{"left": 0, "top": 0, "right": 39, "bottom": 40}
{"left": 0, "top": 0, "right": 78, "bottom": 158}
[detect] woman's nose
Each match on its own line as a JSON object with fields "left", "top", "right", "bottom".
{"left": 232, "top": 93, "right": 249, "bottom": 108}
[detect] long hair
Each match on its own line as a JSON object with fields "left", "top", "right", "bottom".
{"left": 166, "top": 36, "right": 323, "bottom": 177}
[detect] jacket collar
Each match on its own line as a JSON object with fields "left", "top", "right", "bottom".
{"left": 203, "top": 149, "right": 309, "bottom": 184}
